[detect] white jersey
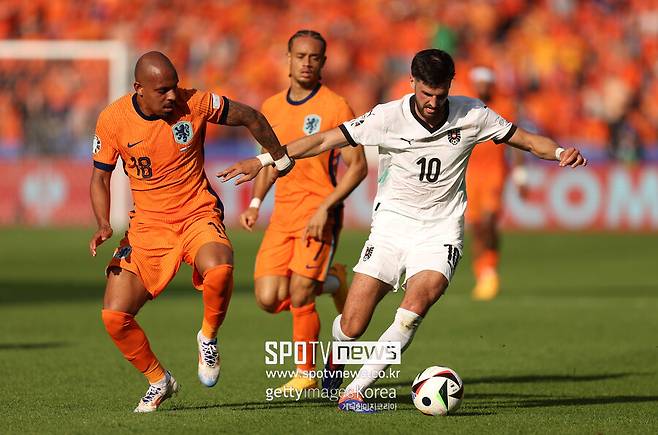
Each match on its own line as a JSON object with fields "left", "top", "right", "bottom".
{"left": 340, "top": 93, "right": 516, "bottom": 222}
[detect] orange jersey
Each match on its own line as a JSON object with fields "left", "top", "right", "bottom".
{"left": 467, "top": 95, "right": 517, "bottom": 179}
{"left": 261, "top": 84, "right": 355, "bottom": 233}
{"left": 93, "top": 89, "right": 227, "bottom": 221}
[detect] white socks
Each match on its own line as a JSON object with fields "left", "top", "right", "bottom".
{"left": 344, "top": 308, "right": 422, "bottom": 395}
{"left": 332, "top": 314, "right": 355, "bottom": 341}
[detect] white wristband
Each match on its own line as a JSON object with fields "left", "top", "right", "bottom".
{"left": 274, "top": 154, "right": 293, "bottom": 171}
{"left": 555, "top": 147, "right": 565, "bottom": 160}
{"left": 249, "top": 198, "right": 262, "bottom": 209}
{"left": 256, "top": 153, "right": 274, "bottom": 167}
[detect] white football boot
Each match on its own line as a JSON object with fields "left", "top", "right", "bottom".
{"left": 197, "top": 330, "right": 220, "bottom": 387}
{"left": 133, "top": 371, "right": 179, "bottom": 413}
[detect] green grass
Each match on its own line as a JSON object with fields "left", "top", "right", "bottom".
{"left": 1, "top": 228, "right": 657, "bottom": 433}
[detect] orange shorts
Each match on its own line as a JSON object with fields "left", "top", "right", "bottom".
{"left": 254, "top": 222, "right": 341, "bottom": 282}
{"left": 465, "top": 173, "right": 505, "bottom": 223}
{"left": 107, "top": 210, "right": 232, "bottom": 298}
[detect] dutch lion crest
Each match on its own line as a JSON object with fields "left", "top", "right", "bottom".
{"left": 303, "top": 114, "right": 322, "bottom": 135}
{"left": 172, "top": 121, "right": 193, "bottom": 145}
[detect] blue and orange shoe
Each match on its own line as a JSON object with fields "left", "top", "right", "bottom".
{"left": 338, "top": 392, "right": 376, "bottom": 414}
{"left": 321, "top": 352, "right": 344, "bottom": 393}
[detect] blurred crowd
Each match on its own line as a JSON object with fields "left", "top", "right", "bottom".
{"left": 0, "top": 0, "right": 656, "bottom": 161}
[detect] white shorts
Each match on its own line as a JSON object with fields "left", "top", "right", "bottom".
{"left": 353, "top": 210, "right": 464, "bottom": 289}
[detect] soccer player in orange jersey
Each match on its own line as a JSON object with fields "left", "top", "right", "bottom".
{"left": 465, "top": 67, "right": 527, "bottom": 300}
{"left": 89, "top": 51, "right": 292, "bottom": 412}
{"left": 239, "top": 30, "right": 367, "bottom": 392}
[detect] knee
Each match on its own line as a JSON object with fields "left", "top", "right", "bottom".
{"left": 289, "top": 283, "right": 316, "bottom": 307}
{"left": 101, "top": 309, "right": 131, "bottom": 337}
{"left": 255, "top": 297, "right": 279, "bottom": 314}
{"left": 404, "top": 287, "right": 445, "bottom": 317}
{"left": 339, "top": 313, "right": 366, "bottom": 339}
{"left": 254, "top": 288, "right": 280, "bottom": 314}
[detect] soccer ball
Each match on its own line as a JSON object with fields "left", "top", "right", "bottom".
{"left": 411, "top": 366, "right": 464, "bottom": 416}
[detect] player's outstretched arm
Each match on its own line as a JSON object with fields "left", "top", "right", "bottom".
{"left": 89, "top": 167, "right": 114, "bottom": 257}
{"left": 287, "top": 127, "right": 351, "bottom": 159}
{"left": 505, "top": 127, "right": 588, "bottom": 167}
{"left": 218, "top": 127, "right": 350, "bottom": 185}
{"left": 222, "top": 99, "right": 294, "bottom": 175}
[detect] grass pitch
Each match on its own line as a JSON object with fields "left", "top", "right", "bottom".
{"left": 0, "top": 227, "right": 657, "bottom": 433}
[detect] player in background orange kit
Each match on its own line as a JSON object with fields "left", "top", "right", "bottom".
{"left": 239, "top": 30, "right": 367, "bottom": 392}
{"left": 89, "top": 51, "right": 293, "bottom": 412}
{"left": 466, "top": 66, "right": 527, "bottom": 300}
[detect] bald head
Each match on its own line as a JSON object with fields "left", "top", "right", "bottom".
{"left": 134, "top": 51, "right": 178, "bottom": 82}
{"left": 133, "top": 51, "right": 179, "bottom": 118}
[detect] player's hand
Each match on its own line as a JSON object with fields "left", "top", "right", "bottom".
{"left": 558, "top": 147, "right": 587, "bottom": 168}
{"left": 217, "top": 157, "right": 263, "bottom": 185}
{"left": 304, "top": 206, "right": 328, "bottom": 241}
{"left": 90, "top": 223, "right": 113, "bottom": 257}
{"left": 239, "top": 207, "right": 259, "bottom": 231}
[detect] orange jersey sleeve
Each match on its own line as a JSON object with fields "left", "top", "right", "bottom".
{"left": 92, "top": 89, "right": 227, "bottom": 221}
{"left": 92, "top": 107, "right": 120, "bottom": 169}
{"left": 262, "top": 84, "right": 355, "bottom": 233}
{"left": 195, "top": 90, "right": 229, "bottom": 124}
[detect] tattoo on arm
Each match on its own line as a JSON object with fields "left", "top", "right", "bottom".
{"left": 222, "top": 99, "right": 285, "bottom": 158}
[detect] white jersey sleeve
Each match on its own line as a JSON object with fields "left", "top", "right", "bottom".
{"left": 475, "top": 104, "right": 517, "bottom": 144}
{"left": 339, "top": 105, "right": 387, "bottom": 147}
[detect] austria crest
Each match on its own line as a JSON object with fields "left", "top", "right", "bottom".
{"left": 303, "top": 114, "right": 321, "bottom": 135}
{"left": 447, "top": 128, "right": 461, "bottom": 145}
{"left": 172, "top": 121, "right": 193, "bottom": 146}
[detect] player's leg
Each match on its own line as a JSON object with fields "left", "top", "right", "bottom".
{"left": 338, "top": 223, "right": 460, "bottom": 412}
{"left": 330, "top": 215, "right": 403, "bottom": 404}
{"left": 254, "top": 229, "right": 294, "bottom": 313}
{"left": 194, "top": 241, "right": 234, "bottom": 337}
{"left": 274, "top": 273, "right": 322, "bottom": 392}
{"left": 184, "top": 213, "right": 234, "bottom": 388}
{"left": 102, "top": 267, "right": 179, "bottom": 413}
{"left": 472, "top": 178, "right": 503, "bottom": 300}
{"left": 315, "top": 217, "right": 349, "bottom": 313}
{"left": 102, "top": 225, "right": 182, "bottom": 413}
{"left": 325, "top": 273, "right": 391, "bottom": 402}
{"left": 277, "top": 231, "right": 338, "bottom": 392}
{"left": 323, "top": 263, "right": 348, "bottom": 312}
{"left": 338, "top": 273, "right": 392, "bottom": 338}
{"left": 466, "top": 176, "right": 489, "bottom": 296}
{"left": 341, "top": 271, "right": 445, "bottom": 399}
{"left": 255, "top": 276, "right": 291, "bottom": 313}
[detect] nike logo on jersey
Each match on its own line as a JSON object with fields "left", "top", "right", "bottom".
{"left": 127, "top": 140, "right": 144, "bottom": 148}
{"left": 400, "top": 137, "right": 413, "bottom": 145}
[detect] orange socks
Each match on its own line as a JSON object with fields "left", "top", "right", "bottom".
{"left": 101, "top": 309, "right": 165, "bottom": 384}
{"left": 291, "top": 302, "right": 320, "bottom": 372}
{"left": 201, "top": 264, "right": 234, "bottom": 339}
{"left": 474, "top": 249, "right": 499, "bottom": 278}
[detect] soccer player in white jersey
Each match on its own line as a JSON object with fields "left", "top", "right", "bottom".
{"left": 219, "top": 49, "right": 587, "bottom": 412}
